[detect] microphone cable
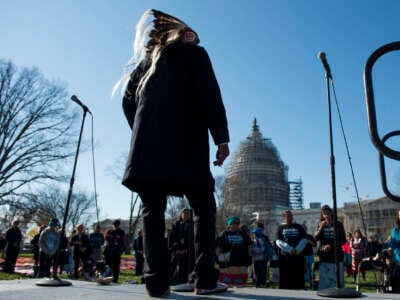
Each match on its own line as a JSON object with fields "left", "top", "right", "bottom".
{"left": 330, "top": 79, "right": 368, "bottom": 241}
{"left": 89, "top": 113, "right": 100, "bottom": 225}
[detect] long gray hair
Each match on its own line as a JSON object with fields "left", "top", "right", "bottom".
{"left": 112, "top": 9, "right": 199, "bottom": 98}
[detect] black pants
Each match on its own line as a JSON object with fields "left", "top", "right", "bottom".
{"left": 104, "top": 251, "right": 121, "bottom": 283}
{"left": 135, "top": 252, "right": 144, "bottom": 276}
{"left": 253, "top": 260, "right": 268, "bottom": 286}
{"left": 4, "top": 247, "right": 19, "bottom": 273}
{"left": 39, "top": 251, "right": 56, "bottom": 277}
{"left": 139, "top": 188, "right": 218, "bottom": 296}
{"left": 171, "top": 252, "right": 189, "bottom": 285}
{"left": 279, "top": 254, "right": 304, "bottom": 289}
{"left": 73, "top": 251, "right": 90, "bottom": 278}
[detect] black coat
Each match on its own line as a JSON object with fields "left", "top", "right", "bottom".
{"left": 122, "top": 41, "right": 229, "bottom": 195}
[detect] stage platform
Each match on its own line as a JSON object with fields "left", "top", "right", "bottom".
{"left": 1, "top": 279, "right": 400, "bottom": 300}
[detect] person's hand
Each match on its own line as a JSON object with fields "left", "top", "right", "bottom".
{"left": 319, "top": 220, "right": 328, "bottom": 228}
{"left": 322, "top": 245, "right": 332, "bottom": 252}
{"left": 213, "top": 144, "right": 229, "bottom": 166}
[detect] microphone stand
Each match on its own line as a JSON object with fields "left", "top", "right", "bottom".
{"left": 317, "top": 56, "right": 361, "bottom": 298}
{"left": 36, "top": 99, "right": 90, "bottom": 287}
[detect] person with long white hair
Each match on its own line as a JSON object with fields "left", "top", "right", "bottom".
{"left": 117, "top": 9, "right": 230, "bottom": 297}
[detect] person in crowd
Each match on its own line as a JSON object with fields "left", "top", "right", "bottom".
{"left": 239, "top": 224, "right": 252, "bottom": 283}
{"left": 302, "top": 223, "right": 316, "bottom": 289}
{"left": 38, "top": 218, "right": 61, "bottom": 278}
{"left": 391, "top": 210, "right": 400, "bottom": 264}
{"left": 276, "top": 210, "right": 307, "bottom": 289}
{"left": 168, "top": 208, "right": 194, "bottom": 285}
{"left": 70, "top": 224, "right": 92, "bottom": 279}
{"left": 58, "top": 229, "right": 69, "bottom": 275}
{"left": 315, "top": 205, "right": 346, "bottom": 290}
{"left": 0, "top": 232, "right": 6, "bottom": 259}
{"left": 251, "top": 228, "right": 273, "bottom": 288}
{"left": 104, "top": 219, "right": 125, "bottom": 283}
{"left": 389, "top": 209, "right": 400, "bottom": 291}
{"left": 240, "top": 224, "right": 251, "bottom": 239}
{"left": 117, "top": 8, "right": 230, "bottom": 297}
{"left": 367, "top": 235, "right": 382, "bottom": 258}
{"left": 255, "top": 221, "right": 273, "bottom": 287}
{"left": 89, "top": 224, "right": 104, "bottom": 263}
{"left": 216, "top": 216, "right": 251, "bottom": 287}
{"left": 65, "top": 229, "right": 76, "bottom": 275}
{"left": 30, "top": 224, "right": 46, "bottom": 277}
{"left": 4, "top": 220, "right": 22, "bottom": 273}
{"left": 350, "top": 229, "right": 368, "bottom": 281}
{"left": 133, "top": 229, "right": 144, "bottom": 278}
{"left": 342, "top": 232, "right": 353, "bottom": 277}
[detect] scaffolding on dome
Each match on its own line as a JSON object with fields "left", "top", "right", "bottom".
{"left": 222, "top": 118, "right": 290, "bottom": 224}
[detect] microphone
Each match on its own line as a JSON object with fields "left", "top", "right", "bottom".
{"left": 71, "top": 95, "right": 91, "bottom": 114}
{"left": 318, "top": 51, "right": 332, "bottom": 78}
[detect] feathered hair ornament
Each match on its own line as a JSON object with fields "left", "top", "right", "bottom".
{"left": 112, "top": 9, "right": 199, "bottom": 97}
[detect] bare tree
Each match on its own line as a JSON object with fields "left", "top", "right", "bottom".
{"left": 0, "top": 60, "right": 78, "bottom": 206}
{"left": 0, "top": 200, "right": 35, "bottom": 233}
{"left": 30, "top": 185, "right": 96, "bottom": 232}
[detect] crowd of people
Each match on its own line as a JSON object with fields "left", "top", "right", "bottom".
{"left": 167, "top": 205, "right": 400, "bottom": 292}
{"left": 1, "top": 206, "right": 400, "bottom": 293}
{"left": 0, "top": 219, "right": 127, "bottom": 283}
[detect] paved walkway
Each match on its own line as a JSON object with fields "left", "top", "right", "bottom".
{"left": 1, "top": 279, "right": 400, "bottom": 300}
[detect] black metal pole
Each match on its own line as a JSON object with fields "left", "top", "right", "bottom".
{"left": 62, "top": 109, "right": 87, "bottom": 234}
{"left": 36, "top": 107, "right": 88, "bottom": 287}
{"left": 325, "top": 73, "right": 341, "bottom": 289}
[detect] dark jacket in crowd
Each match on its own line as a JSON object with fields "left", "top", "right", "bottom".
{"left": 30, "top": 233, "right": 41, "bottom": 262}
{"left": 168, "top": 219, "right": 192, "bottom": 252}
{"left": 168, "top": 219, "right": 195, "bottom": 284}
{"left": 216, "top": 229, "right": 252, "bottom": 267}
{"left": 367, "top": 239, "right": 382, "bottom": 257}
{"left": 70, "top": 232, "right": 91, "bottom": 256}
{"left": 134, "top": 235, "right": 143, "bottom": 253}
{"left": 133, "top": 234, "right": 144, "bottom": 276}
{"left": 104, "top": 228, "right": 125, "bottom": 256}
{"left": 89, "top": 232, "right": 105, "bottom": 250}
{"left": 315, "top": 221, "right": 346, "bottom": 263}
{"left": 0, "top": 237, "right": 6, "bottom": 251}
{"left": 276, "top": 223, "right": 306, "bottom": 250}
{"left": 4, "top": 226, "right": 22, "bottom": 273}
{"left": 121, "top": 41, "right": 229, "bottom": 196}
{"left": 59, "top": 232, "right": 69, "bottom": 268}
{"left": 5, "top": 227, "right": 22, "bottom": 250}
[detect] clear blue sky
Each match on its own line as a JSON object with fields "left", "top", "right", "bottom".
{"left": 2, "top": 1, "right": 400, "bottom": 220}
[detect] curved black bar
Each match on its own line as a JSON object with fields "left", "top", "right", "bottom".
{"left": 364, "top": 41, "right": 400, "bottom": 160}
{"left": 379, "top": 130, "right": 400, "bottom": 202}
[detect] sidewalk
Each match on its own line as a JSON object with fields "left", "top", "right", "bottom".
{"left": 1, "top": 279, "right": 400, "bottom": 300}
